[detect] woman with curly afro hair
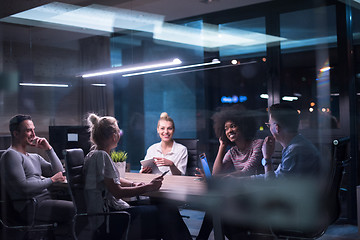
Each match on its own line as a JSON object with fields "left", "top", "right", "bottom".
{"left": 196, "top": 105, "right": 263, "bottom": 240}
{"left": 210, "top": 105, "right": 263, "bottom": 176}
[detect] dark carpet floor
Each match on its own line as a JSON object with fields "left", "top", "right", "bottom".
{"left": 181, "top": 209, "right": 360, "bottom": 240}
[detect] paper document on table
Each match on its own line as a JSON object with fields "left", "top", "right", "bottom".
{"left": 140, "top": 159, "right": 161, "bottom": 174}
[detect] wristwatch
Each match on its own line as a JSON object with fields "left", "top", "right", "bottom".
{"left": 261, "top": 158, "right": 273, "bottom": 167}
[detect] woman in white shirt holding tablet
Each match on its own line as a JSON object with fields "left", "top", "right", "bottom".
{"left": 141, "top": 112, "right": 188, "bottom": 175}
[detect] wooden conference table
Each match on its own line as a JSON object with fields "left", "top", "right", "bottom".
{"left": 124, "top": 172, "right": 207, "bottom": 205}
{"left": 124, "top": 172, "right": 227, "bottom": 239}
{"left": 52, "top": 172, "right": 207, "bottom": 205}
{"left": 55, "top": 172, "right": 318, "bottom": 240}
{"left": 125, "top": 172, "right": 236, "bottom": 240}
{"left": 124, "top": 172, "right": 320, "bottom": 240}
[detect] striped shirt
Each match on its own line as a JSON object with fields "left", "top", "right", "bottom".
{"left": 222, "top": 139, "right": 264, "bottom": 176}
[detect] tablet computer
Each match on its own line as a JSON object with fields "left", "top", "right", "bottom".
{"left": 140, "top": 158, "right": 161, "bottom": 174}
{"left": 199, "top": 153, "right": 212, "bottom": 180}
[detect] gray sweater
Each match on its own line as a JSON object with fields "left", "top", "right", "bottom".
{"left": 0, "top": 147, "right": 64, "bottom": 211}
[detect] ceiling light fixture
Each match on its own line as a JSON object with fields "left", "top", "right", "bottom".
{"left": 320, "top": 66, "right": 331, "bottom": 72}
{"left": 19, "top": 83, "right": 69, "bottom": 87}
{"left": 162, "top": 60, "right": 256, "bottom": 76}
{"left": 260, "top": 94, "right": 269, "bottom": 99}
{"left": 82, "top": 58, "right": 182, "bottom": 78}
{"left": 282, "top": 96, "right": 298, "bottom": 101}
{"left": 122, "top": 59, "right": 220, "bottom": 77}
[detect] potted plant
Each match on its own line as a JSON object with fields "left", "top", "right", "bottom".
{"left": 111, "top": 150, "right": 128, "bottom": 178}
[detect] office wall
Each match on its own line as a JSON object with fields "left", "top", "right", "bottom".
{"left": 0, "top": 35, "right": 115, "bottom": 140}
{"left": 143, "top": 43, "right": 202, "bottom": 148}
{"left": 113, "top": 40, "right": 204, "bottom": 169}
{"left": 0, "top": 40, "right": 81, "bottom": 134}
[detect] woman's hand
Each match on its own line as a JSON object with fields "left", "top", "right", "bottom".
{"left": 140, "top": 166, "right": 153, "bottom": 174}
{"left": 218, "top": 137, "right": 227, "bottom": 150}
{"left": 146, "top": 176, "right": 163, "bottom": 191}
{"left": 195, "top": 168, "right": 205, "bottom": 180}
{"left": 154, "top": 157, "right": 174, "bottom": 167}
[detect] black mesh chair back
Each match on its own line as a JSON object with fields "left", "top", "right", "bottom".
{"left": 63, "top": 148, "right": 87, "bottom": 214}
{"left": 326, "top": 137, "right": 350, "bottom": 225}
{"left": 273, "top": 137, "right": 350, "bottom": 239}
{"left": 174, "top": 139, "right": 199, "bottom": 176}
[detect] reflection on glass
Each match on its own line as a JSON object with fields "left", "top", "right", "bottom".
{"left": 280, "top": 5, "right": 339, "bottom": 129}
{"left": 219, "top": 17, "right": 267, "bottom": 57}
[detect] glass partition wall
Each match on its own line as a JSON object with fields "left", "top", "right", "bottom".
{"left": 0, "top": 0, "right": 358, "bottom": 223}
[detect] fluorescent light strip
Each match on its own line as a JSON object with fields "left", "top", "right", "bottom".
{"left": 82, "top": 58, "right": 181, "bottom": 78}
{"left": 162, "top": 64, "right": 233, "bottom": 76}
{"left": 162, "top": 60, "right": 257, "bottom": 76}
{"left": 19, "top": 83, "right": 69, "bottom": 87}
{"left": 92, "top": 83, "right": 107, "bottom": 87}
{"left": 123, "top": 59, "right": 220, "bottom": 77}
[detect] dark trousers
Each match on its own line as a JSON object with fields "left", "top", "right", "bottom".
{"left": 35, "top": 193, "right": 75, "bottom": 223}
{"left": 196, "top": 211, "right": 213, "bottom": 240}
{"left": 101, "top": 203, "right": 192, "bottom": 240}
{"left": 157, "top": 203, "right": 192, "bottom": 240}
{"left": 21, "top": 191, "right": 75, "bottom": 239}
{"left": 197, "top": 212, "right": 274, "bottom": 240}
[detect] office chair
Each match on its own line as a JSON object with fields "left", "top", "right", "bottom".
{"left": 63, "top": 148, "right": 131, "bottom": 240}
{"left": 0, "top": 150, "right": 57, "bottom": 240}
{"left": 174, "top": 139, "right": 199, "bottom": 176}
{"left": 211, "top": 137, "right": 350, "bottom": 240}
{"left": 173, "top": 139, "right": 199, "bottom": 225}
{"left": 255, "top": 137, "right": 350, "bottom": 240}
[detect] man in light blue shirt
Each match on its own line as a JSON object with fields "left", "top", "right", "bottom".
{"left": 221, "top": 104, "right": 321, "bottom": 239}
{"left": 262, "top": 103, "right": 320, "bottom": 179}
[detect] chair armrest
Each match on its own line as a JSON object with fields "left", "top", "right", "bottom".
{"left": 0, "top": 197, "right": 56, "bottom": 230}
{"left": 0, "top": 197, "right": 38, "bottom": 226}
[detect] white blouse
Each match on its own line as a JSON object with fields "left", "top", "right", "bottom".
{"left": 144, "top": 141, "right": 188, "bottom": 175}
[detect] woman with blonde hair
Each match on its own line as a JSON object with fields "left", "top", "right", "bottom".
{"left": 83, "top": 113, "right": 191, "bottom": 240}
{"left": 141, "top": 112, "right": 188, "bottom": 175}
